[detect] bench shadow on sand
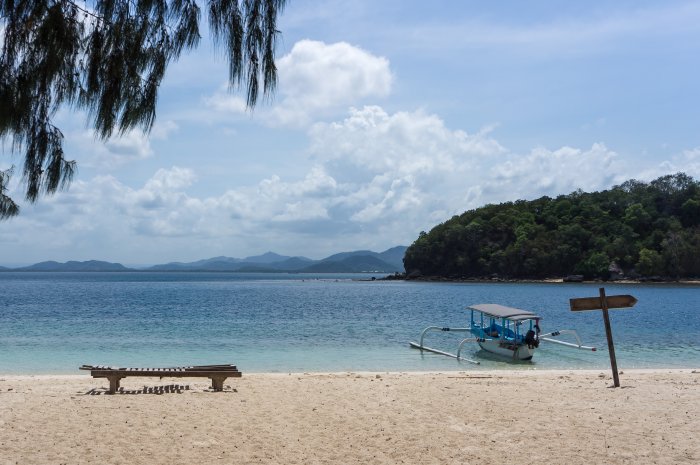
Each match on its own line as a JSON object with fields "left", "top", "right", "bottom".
{"left": 84, "top": 384, "right": 190, "bottom": 395}
{"left": 83, "top": 384, "right": 239, "bottom": 395}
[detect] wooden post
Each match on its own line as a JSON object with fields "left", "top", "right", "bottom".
{"left": 108, "top": 376, "right": 122, "bottom": 394}
{"left": 210, "top": 376, "right": 225, "bottom": 391}
{"left": 570, "top": 289, "right": 637, "bottom": 388}
{"left": 599, "top": 288, "right": 620, "bottom": 388}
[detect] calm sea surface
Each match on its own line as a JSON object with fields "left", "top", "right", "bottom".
{"left": 0, "top": 272, "right": 698, "bottom": 373}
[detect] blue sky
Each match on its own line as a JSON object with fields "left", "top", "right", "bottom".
{"left": 2, "top": 0, "right": 700, "bottom": 266}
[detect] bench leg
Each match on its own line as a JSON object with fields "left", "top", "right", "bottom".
{"left": 210, "top": 376, "right": 227, "bottom": 391}
{"left": 107, "top": 376, "right": 123, "bottom": 394}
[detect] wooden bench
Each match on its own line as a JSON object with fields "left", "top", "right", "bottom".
{"left": 80, "top": 364, "right": 241, "bottom": 394}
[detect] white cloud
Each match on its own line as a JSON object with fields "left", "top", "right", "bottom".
{"left": 203, "top": 90, "right": 247, "bottom": 114}
{"left": 70, "top": 120, "right": 179, "bottom": 169}
{"left": 104, "top": 131, "right": 153, "bottom": 159}
{"left": 636, "top": 146, "right": 700, "bottom": 182}
{"left": 150, "top": 120, "right": 179, "bottom": 140}
{"left": 218, "top": 166, "right": 339, "bottom": 224}
{"left": 273, "top": 40, "right": 392, "bottom": 125}
{"left": 302, "top": 107, "right": 626, "bottom": 228}
{"left": 2, "top": 105, "right": 687, "bottom": 264}
{"left": 682, "top": 147, "right": 700, "bottom": 163}
{"left": 349, "top": 175, "right": 422, "bottom": 223}
{"left": 152, "top": 105, "right": 535, "bottom": 240}
{"left": 486, "top": 143, "right": 622, "bottom": 199}
{"left": 144, "top": 166, "right": 196, "bottom": 191}
{"left": 310, "top": 106, "right": 504, "bottom": 181}
{"left": 204, "top": 40, "right": 393, "bottom": 127}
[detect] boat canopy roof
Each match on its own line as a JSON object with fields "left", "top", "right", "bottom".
{"left": 468, "top": 303, "right": 541, "bottom": 321}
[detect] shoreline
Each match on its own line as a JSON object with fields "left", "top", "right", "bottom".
{"left": 1, "top": 367, "right": 698, "bottom": 378}
{"left": 3, "top": 365, "right": 699, "bottom": 378}
{"left": 1, "top": 369, "right": 698, "bottom": 464}
{"left": 385, "top": 274, "right": 700, "bottom": 285}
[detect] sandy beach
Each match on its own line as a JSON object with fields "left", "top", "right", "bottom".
{"left": 0, "top": 369, "right": 697, "bottom": 464}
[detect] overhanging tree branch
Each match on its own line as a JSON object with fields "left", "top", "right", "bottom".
{"left": 0, "top": 0, "right": 286, "bottom": 218}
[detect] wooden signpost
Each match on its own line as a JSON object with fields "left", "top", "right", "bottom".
{"left": 569, "top": 288, "right": 637, "bottom": 387}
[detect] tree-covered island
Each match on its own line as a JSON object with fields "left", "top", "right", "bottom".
{"left": 403, "top": 173, "right": 700, "bottom": 281}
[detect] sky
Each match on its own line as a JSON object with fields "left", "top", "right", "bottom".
{"left": 2, "top": 0, "right": 700, "bottom": 266}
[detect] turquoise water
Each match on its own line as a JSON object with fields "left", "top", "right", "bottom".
{"left": 0, "top": 272, "right": 698, "bottom": 373}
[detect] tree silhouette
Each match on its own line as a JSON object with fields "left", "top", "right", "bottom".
{"left": 1, "top": 0, "right": 286, "bottom": 218}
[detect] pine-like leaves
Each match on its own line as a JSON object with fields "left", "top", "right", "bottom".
{"left": 0, "top": 168, "right": 20, "bottom": 219}
{"left": 0, "top": 0, "right": 285, "bottom": 217}
{"left": 209, "top": 0, "right": 283, "bottom": 106}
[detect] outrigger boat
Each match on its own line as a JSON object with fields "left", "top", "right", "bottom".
{"left": 410, "top": 303, "right": 596, "bottom": 364}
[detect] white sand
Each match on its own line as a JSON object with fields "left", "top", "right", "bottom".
{"left": 0, "top": 369, "right": 698, "bottom": 464}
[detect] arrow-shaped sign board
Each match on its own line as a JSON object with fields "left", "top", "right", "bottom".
{"left": 569, "top": 294, "right": 638, "bottom": 312}
{"left": 570, "top": 289, "right": 638, "bottom": 388}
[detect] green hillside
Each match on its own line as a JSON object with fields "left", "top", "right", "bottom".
{"left": 403, "top": 173, "right": 700, "bottom": 280}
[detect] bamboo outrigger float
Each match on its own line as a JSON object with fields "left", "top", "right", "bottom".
{"left": 410, "top": 303, "right": 596, "bottom": 363}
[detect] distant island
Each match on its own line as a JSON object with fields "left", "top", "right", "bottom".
{"left": 14, "top": 260, "right": 132, "bottom": 272}
{"left": 403, "top": 173, "right": 700, "bottom": 281}
{"left": 5, "top": 246, "right": 407, "bottom": 273}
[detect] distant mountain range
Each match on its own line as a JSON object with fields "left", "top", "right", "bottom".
{"left": 15, "top": 260, "right": 131, "bottom": 272}
{"left": 6, "top": 246, "right": 407, "bottom": 273}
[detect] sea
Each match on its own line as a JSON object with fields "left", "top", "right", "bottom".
{"left": 0, "top": 272, "right": 698, "bottom": 374}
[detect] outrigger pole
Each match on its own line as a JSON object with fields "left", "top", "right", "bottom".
{"left": 409, "top": 326, "right": 481, "bottom": 365}
{"left": 539, "top": 329, "right": 596, "bottom": 351}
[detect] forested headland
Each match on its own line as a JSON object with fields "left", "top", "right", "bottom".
{"left": 403, "top": 173, "right": 700, "bottom": 281}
